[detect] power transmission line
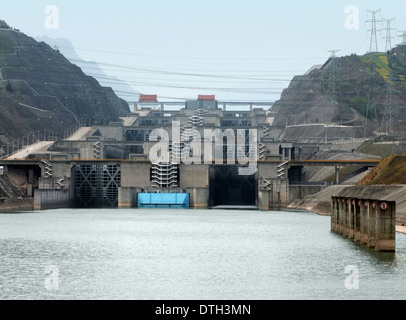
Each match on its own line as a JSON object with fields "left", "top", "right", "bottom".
{"left": 326, "top": 50, "right": 341, "bottom": 103}
{"left": 380, "top": 78, "right": 398, "bottom": 134}
{"left": 399, "top": 31, "right": 406, "bottom": 46}
{"left": 382, "top": 18, "right": 396, "bottom": 52}
{"left": 366, "top": 9, "right": 382, "bottom": 53}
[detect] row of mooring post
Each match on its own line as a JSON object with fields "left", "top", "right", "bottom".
{"left": 331, "top": 197, "right": 396, "bottom": 252}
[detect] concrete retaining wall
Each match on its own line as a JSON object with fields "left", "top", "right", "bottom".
{"left": 289, "top": 185, "right": 325, "bottom": 203}
{"left": 34, "top": 189, "right": 71, "bottom": 210}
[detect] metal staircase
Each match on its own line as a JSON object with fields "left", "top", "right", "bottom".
{"left": 260, "top": 177, "right": 272, "bottom": 191}
{"left": 93, "top": 141, "right": 101, "bottom": 159}
{"left": 56, "top": 178, "right": 65, "bottom": 190}
{"left": 259, "top": 143, "right": 266, "bottom": 161}
{"left": 151, "top": 163, "right": 179, "bottom": 188}
{"left": 277, "top": 161, "right": 288, "bottom": 179}
{"left": 42, "top": 161, "right": 53, "bottom": 178}
{"left": 195, "top": 109, "right": 208, "bottom": 117}
{"left": 181, "top": 126, "right": 199, "bottom": 143}
{"left": 151, "top": 124, "right": 200, "bottom": 189}
{"left": 263, "top": 125, "right": 270, "bottom": 137}
{"left": 188, "top": 115, "right": 204, "bottom": 127}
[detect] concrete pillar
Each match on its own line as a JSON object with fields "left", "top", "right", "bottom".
{"left": 353, "top": 199, "right": 361, "bottom": 242}
{"left": 347, "top": 198, "right": 354, "bottom": 239}
{"left": 118, "top": 187, "right": 138, "bottom": 208}
{"left": 27, "top": 168, "right": 34, "bottom": 197}
{"left": 190, "top": 187, "right": 209, "bottom": 209}
{"left": 367, "top": 201, "right": 378, "bottom": 248}
{"left": 161, "top": 103, "right": 164, "bottom": 111}
{"left": 375, "top": 201, "right": 396, "bottom": 252}
{"left": 342, "top": 198, "right": 348, "bottom": 236}
{"left": 339, "top": 197, "right": 345, "bottom": 234}
{"left": 343, "top": 198, "right": 349, "bottom": 236}
{"left": 335, "top": 197, "right": 340, "bottom": 233}
{"left": 331, "top": 197, "right": 336, "bottom": 231}
{"left": 360, "top": 200, "right": 369, "bottom": 245}
{"left": 34, "top": 190, "right": 41, "bottom": 210}
{"left": 335, "top": 166, "right": 340, "bottom": 185}
{"left": 259, "top": 190, "right": 270, "bottom": 211}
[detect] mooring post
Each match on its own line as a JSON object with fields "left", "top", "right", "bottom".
{"left": 375, "top": 201, "right": 396, "bottom": 252}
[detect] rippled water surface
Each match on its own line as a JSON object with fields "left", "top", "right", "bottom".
{"left": 0, "top": 208, "right": 405, "bottom": 300}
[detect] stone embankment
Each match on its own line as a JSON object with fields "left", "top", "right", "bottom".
{"left": 0, "top": 198, "right": 33, "bottom": 212}
{"left": 0, "top": 175, "right": 33, "bottom": 212}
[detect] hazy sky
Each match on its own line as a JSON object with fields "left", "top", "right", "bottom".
{"left": 3, "top": 1, "right": 406, "bottom": 102}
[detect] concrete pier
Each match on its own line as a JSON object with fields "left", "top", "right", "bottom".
{"left": 353, "top": 199, "right": 361, "bottom": 242}
{"left": 331, "top": 197, "right": 338, "bottom": 232}
{"left": 360, "top": 200, "right": 369, "bottom": 245}
{"left": 347, "top": 199, "right": 354, "bottom": 239}
{"left": 367, "top": 201, "right": 377, "bottom": 248}
{"left": 331, "top": 197, "right": 396, "bottom": 252}
{"left": 375, "top": 201, "right": 396, "bottom": 252}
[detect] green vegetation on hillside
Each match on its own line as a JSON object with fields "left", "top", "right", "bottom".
{"left": 360, "top": 53, "right": 391, "bottom": 81}
{"left": 349, "top": 96, "right": 370, "bottom": 118}
{"left": 360, "top": 51, "right": 406, "bottom": 84}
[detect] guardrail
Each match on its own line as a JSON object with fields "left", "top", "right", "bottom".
{"left": 289, "top": 181, "right": 334, "bottom": 186}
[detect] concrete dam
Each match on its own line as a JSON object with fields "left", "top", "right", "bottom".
{"left": 0, "top": 159, "right": 289, "bottom": 211}
{"left": 0, "top": 157, "right": 381, "bottom": 212}
{"left": 0, "top": 96, "right": 380, "bottom": 211}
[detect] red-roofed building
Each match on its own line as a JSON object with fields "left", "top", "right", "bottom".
{"left": 198, "top": 95, "right": 216, "bottom": 101}
{"left": 186, "top": 94, "right": 218, "bottom": 110}
{"left": 139, "top": 95, "right": 158, "bottom": 103}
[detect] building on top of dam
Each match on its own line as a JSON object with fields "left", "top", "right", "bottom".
{"left": 37, "top": 95, "right": 293, "bottom": 163}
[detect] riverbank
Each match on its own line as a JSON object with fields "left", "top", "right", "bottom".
{"left": 0, "top": 198, "right": 34, "bottom": 212}
{"left": 289, "top": 185, "right": 406, "bottom": 234}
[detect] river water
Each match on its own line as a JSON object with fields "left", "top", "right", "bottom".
{"left": 0, "top": 208, "right": 405, "bottom": 300}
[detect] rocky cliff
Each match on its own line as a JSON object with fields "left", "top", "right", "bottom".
{"left": 0, "top": 20, "right": 130, "bottom": 146}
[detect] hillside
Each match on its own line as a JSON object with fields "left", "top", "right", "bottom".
{"left": 0, "top": 20, "right": 130, "bottom": 146}
{"left": 358, "top": 154, "right": 406, "bottom": 185}
{"left": 273, "top": 45, "right": 406, "bottom": 140}
{"left": 35, "top": 36, "right": 140, "bottom": 101}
